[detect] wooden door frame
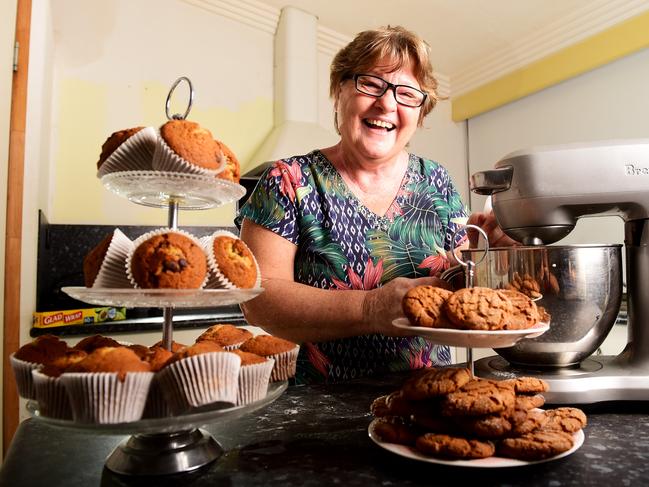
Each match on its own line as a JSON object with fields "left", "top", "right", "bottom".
{"left": 4, "top": 0, "right": 31, "bottom": 456}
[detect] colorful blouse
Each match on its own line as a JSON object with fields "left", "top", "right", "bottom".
{"left": 236, "top": 150, "right": 468, "bottom": 384}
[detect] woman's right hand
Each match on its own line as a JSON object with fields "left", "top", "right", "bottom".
{"left": 362, "top": 276, "right": 450, "bottom": 336}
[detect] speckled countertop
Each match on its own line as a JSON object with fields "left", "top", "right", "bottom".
{"left": 1, "top": 373, "right": 648, "bottom": 487}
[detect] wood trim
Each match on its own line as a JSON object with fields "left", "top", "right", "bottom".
{"left": 4, "top": 0, "right": 31, "bottom": 456}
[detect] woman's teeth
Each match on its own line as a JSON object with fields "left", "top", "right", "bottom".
{"left": 365, "top": 119, "right": 395, "bottom": 131}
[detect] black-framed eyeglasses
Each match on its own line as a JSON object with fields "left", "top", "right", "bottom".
{"left": 353, "top": 74, "right": 427, "bottom": 108}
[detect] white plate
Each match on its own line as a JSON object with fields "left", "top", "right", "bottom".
{"left": 62, "top": 286, "right": 263, "bottom": 308}
{"left": 392, "top": 318, "right": 550, "bottom": 349}
{"left": 368, "top": 418, "right": 584, "bottom": 468}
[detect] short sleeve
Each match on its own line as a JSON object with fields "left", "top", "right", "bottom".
{"left": 235, "top": 159, "right": 302, "bottom": 245}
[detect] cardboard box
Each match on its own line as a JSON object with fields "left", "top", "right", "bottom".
{"left": 32, "top": 307, "right": 127, "bottom": 328}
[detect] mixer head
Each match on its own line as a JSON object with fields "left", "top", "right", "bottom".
{"left": 470, "top": 139, "right": 649, "bottom": 245}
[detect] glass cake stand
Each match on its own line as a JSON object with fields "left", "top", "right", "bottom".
{"left": 28, "top": 381, "right": 287, "bottom": 475}
{"left": 101, "top": 170, "right": 245, "bottom": 210}
{"left": 62, "top": 287, "right": 264, "bottom": 308}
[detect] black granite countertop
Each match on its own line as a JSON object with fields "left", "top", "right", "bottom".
{"left": 2, "top": 373, "right": 648, "bottom": 487}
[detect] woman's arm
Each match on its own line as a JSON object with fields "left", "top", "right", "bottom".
{"left": 239, "top": 219, "right": 445, "bottom": 343}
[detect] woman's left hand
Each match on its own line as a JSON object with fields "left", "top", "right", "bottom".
{"left": 466, "top": 210, "right": 520, "bottom": 248}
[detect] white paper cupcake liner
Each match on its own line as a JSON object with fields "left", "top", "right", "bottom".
{"left": 152, "top": 132, "right": 226, "bottom": 176}
{"left": 125, "top": 228, "right": 208, "bottom": 289}
{"left": 237, "top": 358, "right": 274, "bottom": 406}
{"left": 269, "top": 345, "right": 300, "bottom": 382}
{"left": 32, "top": 369, "right": 72, "bottom": 420}
{"left": 142, "top": 375, "right": 172, "bottom": 419}
{"left": 157, "top": 351, "right": 241, "bottom": 414}
{"left": 10, "top": 354, "right": 40, "bottom": 400}
{"left": 97, "top": 127, "right": 157, "bottom": 177}
{"left": 60, "top": 371, "right": 154, "bottom": 423}
{"left": 91, "top": 228, "right": 134, "bottom": 288}
{"left": 203, "top": 230, "right": 261, "bottom": 290}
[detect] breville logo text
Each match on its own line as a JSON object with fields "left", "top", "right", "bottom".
{"left": 625, "top": 164, "right": 649, "bottom": 175}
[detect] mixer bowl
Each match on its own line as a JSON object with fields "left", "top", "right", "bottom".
{"left": 459, "top": 244, "right": 623, "bottom": 367}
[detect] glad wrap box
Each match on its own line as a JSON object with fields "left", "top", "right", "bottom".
{"left": 32, "top": 307, "right": 126, "bottom": 328}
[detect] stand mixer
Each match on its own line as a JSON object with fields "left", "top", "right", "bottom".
{"left": 470, "top": 139, "right": 649, "bottom": 404}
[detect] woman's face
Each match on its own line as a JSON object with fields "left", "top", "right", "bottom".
{"left": 335, "top": 60, "right": 422, "bottom": 164}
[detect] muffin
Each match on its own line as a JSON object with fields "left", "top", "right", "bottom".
{"left": 11, "top": 335, "right": 70, "bottom": 399}
{"left": 32, "top": 350, "right": 87, "bottom": 420}
{"left": 82, "top": 229, "right": 133, "bottom": 288}
{"left": 153, "top": 120, "right": 225, "bottom": 175}
{"left": 151, "top": 339, "right": 187, "bottom": 352}
{"left": 61, "top": 346, "right": 154, "bottom": 423}
{"left": 73, "top": 334, "right": 122, "bottom": 353}
{"left": 231, "top": 350, "right": 274, "bottom": 405}
{"left": 240, "top": 335, "right": 299, "bottom": 382}
{"left": 97, "top": 127, "right": 144, "bottom": 169}
{"left": 157, "top": 341, "right": 241, "bottom": 414}
{"left": 204, "top": 231, "right": 259, "bottom": 289}
{"left": 96, "top": 126, "right": 157, "bottom": 176}
{"left": 215, "top": 139, "right": 241, "bottom": 183}
{"left": 196, "top": 324, "right": 253, "bottom": 350}
{"left": 127, "top": 229, "right": 207, "bottom": 289}
{"left": 142, "top": 346, "right": 174, "bottom": 419}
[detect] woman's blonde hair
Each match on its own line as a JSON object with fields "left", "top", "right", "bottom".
{"left": 330, "top": 25, "right": 438, "bottom": 127}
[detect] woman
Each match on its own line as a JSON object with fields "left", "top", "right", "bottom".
{"left": 237, "top": 26, "right": 470, "bottom": 384}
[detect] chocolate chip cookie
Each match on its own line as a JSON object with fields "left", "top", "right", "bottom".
{"left": 444, "top": 287, "right": 514, "bottom": 330}
{"left": 543, "top": 407, "right": 588, "bottom": 433}
{"left": 371, "top": 417, "right": 418, "bottom": 446}
{"left": 443, "top": 378, "right": 515, "bottom": 417}
{"left": 497, "top": 429, "right": 574, "bottom": 460}
{"left": 402, "top": 367, "right": 473, "bottom": 400}
{"left": 500, "top": 289, "right": 540, "bottom": 329}
{"left": 416, "top": 433, "right": 495, "bottom": 459}
{"left": 402, "top": 286, "right": 453, "bottom": 328}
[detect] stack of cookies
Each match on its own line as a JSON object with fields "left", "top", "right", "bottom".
{"left": 370, "top": 367, "right": 587, "bottom": 461}
{"left": 402, "top": 285, "right": 548, "bottom": 330}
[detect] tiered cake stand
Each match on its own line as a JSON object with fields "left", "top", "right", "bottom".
{"left": 51, "top": 170, "right": 286, "bottom": 476}
{"left": 33, "top": 78, "right": 286, "bottom": 476}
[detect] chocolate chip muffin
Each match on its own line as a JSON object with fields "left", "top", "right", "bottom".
{"left": 129, "top": 230, "right": 207, "bottom": 289}
{"left": 159, "top": 120, "right": 223, "bottom": 172}
{"left": 215, "top": 139, "right": 241, "bottom": 183}
{"left": 97, "top": 127, "right": 144, "bottom": 170}
{"left": 205, "top": 233, "right": 259, "bottom": 289}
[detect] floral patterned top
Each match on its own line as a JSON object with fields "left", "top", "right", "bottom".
{"left": 236, "top": 150, "right": 468, "bottom": 384}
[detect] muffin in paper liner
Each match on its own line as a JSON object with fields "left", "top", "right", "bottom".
{"left": 31, "top": 369, "right": 72, "bottom": 420}
{"left": 142, "top": 376, "right": 172, "bottom": 419}
{"left": 125, "top": 228, "right": 208, "bottom": 289}
{"left": 60, "top": 371, "right": 154, "bottom": 423}
{"left": 156, "top": 351, "right": 241, "bottom": 414}
{"left": 152, "top": 132, "right": 226, "bottom": 177}
{"left": 196, "top": 324, "right": 254, "bottom": 351}
{"left": 268, "top": 345, "right": 300, "bottom": 382}
{"left": 10, "top": 354, "right": 40, "bottom": 400}
{"left": 97, "top": 126, "right": 157, "bottom": 177}
{"left": 236, "top": 358, "right": 275, "bottom": 406}
{"left": 202, "top": 230, "right": 261, "bottom": 290}
{"left": 88, "top": 228, "right": 134, "bottom": 288}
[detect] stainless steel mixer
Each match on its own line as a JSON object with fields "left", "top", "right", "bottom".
{"left": 470, "top": 139, "right": 649, "bottom": 404}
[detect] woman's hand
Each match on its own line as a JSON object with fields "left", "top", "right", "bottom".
{"left": 466, "top": 211, "right": 519, "bottom": 248}
{"left": 362, "top": 276, "right": 451, "bottom": 337}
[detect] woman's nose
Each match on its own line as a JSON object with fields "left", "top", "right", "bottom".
{"left": 374, "top": 87, "right": 398, "bottom": 110}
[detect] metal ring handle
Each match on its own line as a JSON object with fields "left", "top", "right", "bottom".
{"left": 165, "top": 77, "right": 194, "bottom": 120}
{"left": 452, "top": 224, "right": 489, "bottom": 268}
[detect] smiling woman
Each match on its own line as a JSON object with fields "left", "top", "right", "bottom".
{"left": 236, "top": 25, "right": 470, "bottom": 384}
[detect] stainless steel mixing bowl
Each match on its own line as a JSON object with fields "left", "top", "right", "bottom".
{"left": 459, "top": 244, "right": 623, "bottom": 367}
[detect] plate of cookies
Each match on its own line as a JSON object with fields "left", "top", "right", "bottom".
{"left": 368, "top": 368, "right": 586, "bottom": 467}
{"left": 397, "top": 286, "right": 550, "bottom": 348}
